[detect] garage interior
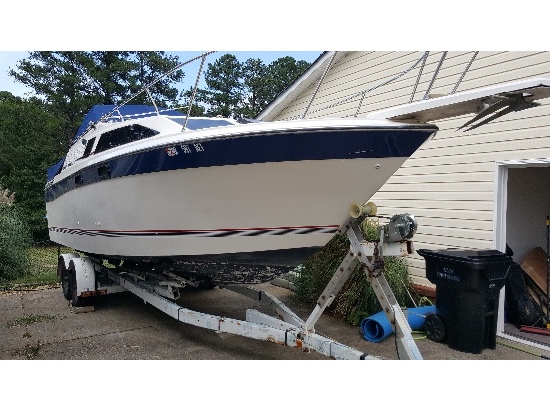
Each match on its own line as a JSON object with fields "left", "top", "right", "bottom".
{"left": 499, "top": 161, "right": 550, "bottom": 348}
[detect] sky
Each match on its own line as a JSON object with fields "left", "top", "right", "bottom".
{"left": 1, "top": 2, "right": 545, "bottom": 99}
{"left": 0, "top": 51, "right": 324, "bottom": 98}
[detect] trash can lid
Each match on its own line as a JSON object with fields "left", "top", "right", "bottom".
{"left": 417, "top": 248, "right": 509, "bottom": 263}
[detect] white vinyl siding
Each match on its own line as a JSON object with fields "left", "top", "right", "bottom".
{"left": 267, "top": 51, "right": 550, "bottom": 287}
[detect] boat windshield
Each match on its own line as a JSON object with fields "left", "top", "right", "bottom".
{"left": 94, "top": 124, "right": 160, "bottom": 154}
{"left": 167, "top": 117, "right": 236, "bottom": 130}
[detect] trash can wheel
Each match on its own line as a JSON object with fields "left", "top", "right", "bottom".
{"left": 424, "top": 312, "right": 446, "bottom": 342}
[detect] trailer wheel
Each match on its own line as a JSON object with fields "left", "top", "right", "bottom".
{"left": 424, "top": 312, "right": 446, "bottom": 343}
{"left": 68, "top": 260, "right": 86, "bottom": 307}
{"left": 58, "top": 256, "right": 72, "bottom": 300}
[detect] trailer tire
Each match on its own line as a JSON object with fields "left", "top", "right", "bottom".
{"left": 59, "top": 258, "right": 72, "bottom": 300}
{"left": 68, "top": 260, "right": 86, "bottom": 307}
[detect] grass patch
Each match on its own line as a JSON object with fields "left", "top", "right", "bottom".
{"left": 0, "top": 244, "right": 72, "bottom": 291}
{"left": 6, "top": 314, "right": 56, "bottom": 328}
{"left": 14, "top": 341, "right": 42, "bottom": 359}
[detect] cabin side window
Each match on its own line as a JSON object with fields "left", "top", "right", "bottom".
{"left": 82, "top": 137, "right": 96, "bottom": 158}
{"left": 95, "top": 124, "right": 160, "bottom": 154}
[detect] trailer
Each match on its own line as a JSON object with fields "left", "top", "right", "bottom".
{"left": 56, "top": 204, "right": 423, "bottom": 360}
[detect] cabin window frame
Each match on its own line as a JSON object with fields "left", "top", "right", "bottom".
{"left": 94, "top": 124, "right": 160, "bottom": 154}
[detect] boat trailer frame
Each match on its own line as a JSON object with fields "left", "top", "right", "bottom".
{"left": 60, "top": 207, "right": 423, "bottom": 360}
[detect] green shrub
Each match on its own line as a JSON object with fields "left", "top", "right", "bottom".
{"left": 0, "top": 203, "right": 32, "bottom": 281}
{"left": 293, "top": 217, "right": 414, "bottom": 325}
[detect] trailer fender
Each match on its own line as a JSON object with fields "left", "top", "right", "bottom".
{"left": 58, "top": 253, "right": 80, "bottom": 300}
{"left": 69, "top": 256, "right": 97, "bottom": 298}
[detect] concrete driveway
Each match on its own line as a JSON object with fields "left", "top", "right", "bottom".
{"left": 0, "top": 283, "right": 546, "bottom": 360}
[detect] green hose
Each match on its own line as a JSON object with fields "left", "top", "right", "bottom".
{"left": 497, "top": 340, "right": 550, "bottom": 359}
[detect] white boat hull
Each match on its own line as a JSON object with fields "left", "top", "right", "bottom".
{"left": 47, "top": 156, "right": 405, "bottom": 260}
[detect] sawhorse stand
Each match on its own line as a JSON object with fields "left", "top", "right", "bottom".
{"left": 301, "top": 205, "right": 423, "bottom": 359}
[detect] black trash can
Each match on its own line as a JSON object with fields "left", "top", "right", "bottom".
{"left": 417, "top": 248, "right": 511, "bottom": 354}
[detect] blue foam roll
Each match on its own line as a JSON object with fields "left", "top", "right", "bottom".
{"left": 360, "top": 305, "right": 437, "bottom": 343}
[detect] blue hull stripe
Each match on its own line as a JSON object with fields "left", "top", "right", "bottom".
{"left": 45, "top": 126, "right": 435, "bottom": 203}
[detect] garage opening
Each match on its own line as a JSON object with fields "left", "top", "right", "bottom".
{"left": 494, "top": 159, "right": 550, "bottom": 351}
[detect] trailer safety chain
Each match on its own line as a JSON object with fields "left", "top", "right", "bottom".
{"left": 368, "top": 242, "right": 384, "bottom": 278}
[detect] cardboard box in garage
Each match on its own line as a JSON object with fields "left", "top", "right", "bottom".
{"left": 521, "top": 247, "right": 548, "bottom": 296}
